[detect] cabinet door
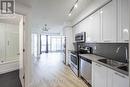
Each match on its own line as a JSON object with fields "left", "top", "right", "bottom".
{"left": 87, "top": 11, "right": 101, "bottom": 42}
{"left": 92, "top": 62, "right": 107, "bottom": 87}
{"left": 5, "top": 24, "right": 19, "bottom": 61}
{"left": 101, "top": 0, "right": 117, "bottom": 42}
{"left": 112, "top": 71, "right": 129, "bottom": 87}
{"left": 118, "top": 0, "right": 129, "bottom": 42}
{"left": 6, "top": 32, "right": 19, "bottom": 61}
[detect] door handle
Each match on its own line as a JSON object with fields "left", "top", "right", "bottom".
{"left": 17, "top": 53, "right": 20, "bottom": 55}
{"left": 124, "top": 40, "right": 129, "bottom": 42}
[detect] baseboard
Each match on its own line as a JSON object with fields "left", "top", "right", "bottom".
{"left": 0, "top": 61, "right": 19, "bottom": 74}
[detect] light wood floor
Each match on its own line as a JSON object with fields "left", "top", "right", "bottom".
{"left": 31, "top": 53, "right": 88, "bottom": 87}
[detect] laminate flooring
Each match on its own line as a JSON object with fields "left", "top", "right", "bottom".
{"left": 31, "top": 53, "right": 88, "bottom": 87}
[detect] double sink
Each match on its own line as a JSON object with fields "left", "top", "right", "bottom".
{"left": 98, "top": 59, "right": 128, "bottom": 72}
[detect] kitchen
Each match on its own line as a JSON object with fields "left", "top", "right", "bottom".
{"left": 1, "top": 0, "right": 130, "bottom": 87}
{"left": 63, "top": 0, "right": 129, "bottom": 87}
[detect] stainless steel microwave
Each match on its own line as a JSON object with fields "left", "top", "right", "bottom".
{"left": 75, "top": 32, "right": 86, "bottom": 42}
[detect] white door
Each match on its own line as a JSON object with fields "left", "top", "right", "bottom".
{"left": 19, "top": 15, "right": 24, "bottom": 87}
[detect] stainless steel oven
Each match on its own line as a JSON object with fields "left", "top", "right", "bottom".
{"left": 70, "top": 52, "right": 79, "bottom": 76}
{"left": 71, "top": 53, "right": 78, "bottom": 68}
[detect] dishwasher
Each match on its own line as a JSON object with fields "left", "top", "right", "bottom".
{"left": 80, "top": 57, "right": 92, "bottom": 85}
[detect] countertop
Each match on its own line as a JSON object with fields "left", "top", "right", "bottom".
{"left": 79, "top": 54, "right": 129, "bottom": 76}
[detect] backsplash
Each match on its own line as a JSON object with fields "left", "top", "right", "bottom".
{"left": 80, "top": 43, "right": 129, "bottom": 63}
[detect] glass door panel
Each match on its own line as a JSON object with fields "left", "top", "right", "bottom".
{"left": 51, "top": 37, "right": 57, "bottom": 51}
{"left": 32, "top": 34, "right": 37, "bottom": 57}
{"left": 41, "top": 35, "right": 46, "bottom": 52}
{"left": 41, "top": 35, "right": 65, "bottom": 53}
{"left": 56, "top": 38, "right": 62, "bottom": 51}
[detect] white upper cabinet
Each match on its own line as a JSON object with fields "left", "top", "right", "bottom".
{"left": 73, "top": 0, "right": 129, "bottom": 43}
{"left": 101, "top": 0, "right": 117, "bottom": 42}
{"left": 87, "top": 11, "right": 101, "bottom": 42}
{"left": 118, "top": 0, "right": 129, "bottom": 43}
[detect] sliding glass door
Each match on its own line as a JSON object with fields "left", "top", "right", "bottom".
{"left": 40, "top": 35, "right": 65, "bottom": 53}
{"left": 41, "top": 35, "right": 46, "bottom": 53}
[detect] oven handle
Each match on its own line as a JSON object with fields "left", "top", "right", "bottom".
{"left": 71, "top": 53, "right": 78, "bottom": 58}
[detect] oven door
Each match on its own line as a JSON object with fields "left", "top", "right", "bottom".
{"left": 70, "top": 53, "right": 78, "bottom": 69}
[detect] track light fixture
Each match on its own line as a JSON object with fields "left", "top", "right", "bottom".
{"left": 68, "top": 0, "right": 79, "bottom": 16}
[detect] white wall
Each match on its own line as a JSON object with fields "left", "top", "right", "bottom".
{"left": 63, "top": 22, "right": 74, "bottom": 65}
{"left": 15, "top": 2, "right": 32, "bottom": 87}
{"left": 128, "top": 1, "right": 130, "bottom": 85}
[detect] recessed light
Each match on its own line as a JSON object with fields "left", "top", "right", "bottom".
{"left": 123, "top": 29, "right": 128, "bottom": 33}
{"left": 69, "top": 13, "right": 71, "bottom": 16}
{"left": 75, "top": 3, "right": 78, "bottom": 8}
{"left": 100, "top": 11, "right": 103, "bottom": 14}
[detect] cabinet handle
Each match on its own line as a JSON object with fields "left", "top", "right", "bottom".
{"left": 103, "top": 40, "right": 111, "bottom": 42}
{"left": 124, "top": 40, "right": 129, "bottom": 42}
{"left": 115, "top": 72, "right": 126, "bottom": 78}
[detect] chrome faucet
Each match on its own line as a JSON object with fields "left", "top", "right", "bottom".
{"left": 116, "top": 46, "right": 128, "bottom": 63}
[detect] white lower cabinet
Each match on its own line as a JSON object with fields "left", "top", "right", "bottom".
{"left": 108, "top": 68, "right": 129, "bottom": 87}
{"left": 92, "top": 62, "right": 107, "bottom": 87}
{"left": 92, "top": 62, "right": 129, "bottom": 87}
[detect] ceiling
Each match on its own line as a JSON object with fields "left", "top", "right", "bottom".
{"left": 16, "top": 0, "right": 31, "bottom": 7}
{"left": 16, "top": 0, "right": 92, "bottom": 32}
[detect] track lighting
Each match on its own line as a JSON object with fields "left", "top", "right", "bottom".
{"left": 74, "top": 3, "right": 78, "bottom": 8}
{"left": 68, "top": 0, "right": 79, "bottom": 16}
{"left": 69, "top": 13, "right": 71, "bottom": 16}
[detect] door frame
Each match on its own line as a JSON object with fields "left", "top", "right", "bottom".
{"left": 18, "top": 14, "right": 25, "bottom": 87}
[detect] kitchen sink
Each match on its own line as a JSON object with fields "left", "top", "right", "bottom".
{"left": 98, "top": 59, "right": 128, "bottom": 72}
{"left": 117, "top": 66, "right": 128, "bottom": 72}
{"left": 98, "top": 59, "right": 125, "bottom": 67}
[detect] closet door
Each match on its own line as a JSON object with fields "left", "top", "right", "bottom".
{"left": 6, "top": 24, "right": 19, "bottom": 62}
{"left": 0, "top": 23, "right": 5, "bottom": 63}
